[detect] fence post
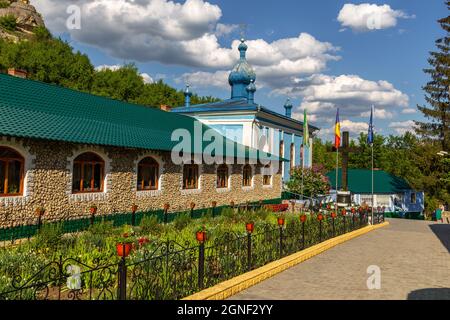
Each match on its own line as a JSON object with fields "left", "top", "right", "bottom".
{"left": 279, "top": 226, "right": 283, "bottom": 258}
{"left": 319, "top": 219, "right": 322, "bottom": 242}
{"left": 37, "top": 214, "right": 42, "bottom": 231}
{"left": 198, "top": 242, "right": 205, "bottom": 290}
{"left": 302, "top": 221, "right": 305, "bottom": 249}
{"left": 352, "top": 214, "right": 355, "bottom": 230}
{"left": 211, "top": 201, "right": 217, "bottom": 218}
{"left": 131, "top": 205, "right": 138, "bottom": 226}
{"left": 247, "top": 232, "right": 252, "bottom": 271}
{"left": 332, "top": 216, "right": 336, "bottom": 237}
{"left": 163, "top": 203, "right": 170, "bottom": 224}
{"left": 117, "top": 254, "right": 127, "bottom": 300}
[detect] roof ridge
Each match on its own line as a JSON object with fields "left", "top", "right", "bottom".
{"left": 0, "top": 73, "right": 167, "bottom": 113}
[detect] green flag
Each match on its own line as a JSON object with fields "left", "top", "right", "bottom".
{"left": 303, "top": 109, "right": 309, "bottom": 147}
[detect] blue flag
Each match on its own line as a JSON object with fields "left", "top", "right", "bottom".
{"left": 367, "top": 106, "right": 374, "bottom": 145}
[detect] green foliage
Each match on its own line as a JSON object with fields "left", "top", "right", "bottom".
{"left": 88, "top": 220, "right": 114, "bottom": 236}
{"left": 33, "top": 26, "right": 51, "bottom": 41}
{"left": 0, "top": 250, "right": 47, "bottom": 299}
{"left": 416, "top": 2, "right": 450, "bottom": 151}
{"left": 287, "top": 165, "right": 330, "bottom": 197}
{"left": 173, "top": 212, "right": 192, "bottom": 231}
{"left": 312, "top": 137, "right": 335, "bottom": 172}
{"left": 32, "top": 223, "right": 64, "bottom": 251}
{"left": 0, "top": 14, "right": 16, "bottom": 31}
{"left": 140, "top": 214, "right": 163, "bottom": 235}
{"left": 0, "top": 1, "right": 10, "bottom": 9}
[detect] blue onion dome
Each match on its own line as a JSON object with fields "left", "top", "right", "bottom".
{"left": 228, "top": 39, "right": 256, "bottom": 86}
{"left": 184, "top": 84, "right": 192, "bottom": 97}
{"left": 246, "top": 79, "right": 256, "bottom": 93}
{"left": 284, "top": 98, "right": 293, "bottom": 109}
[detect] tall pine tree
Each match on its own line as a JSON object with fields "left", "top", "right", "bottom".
{"left": 416, "top": 1, "right": 450, "bottom": 151}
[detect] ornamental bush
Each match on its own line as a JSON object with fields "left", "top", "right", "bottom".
{"left": 286, "top": 164, "right": 330, "bottom": 198}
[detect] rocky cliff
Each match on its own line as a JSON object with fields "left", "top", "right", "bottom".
{"left": 0, "top": 0, "right": 45, "bottom": 42}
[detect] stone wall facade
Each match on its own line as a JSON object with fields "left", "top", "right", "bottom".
{"left": 0, "top": 136, "right": 282, "bottom": 227}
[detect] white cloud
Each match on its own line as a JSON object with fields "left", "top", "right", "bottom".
{"left": 389, "top": 120, "right": 417, "bottom": 135}
{"left": 32, "top": 0, "right": 339, "bottom": 74}
{"left": 176, "top": 70, "right": 229, "bottom": 89}
{"left": 95, "top": 65, "right": 121, "bottom": 72}
{"left": 361, "top": 108, "right": 394, "bottom": 119}
{"left": 401, "top": 108, "right": 417, "bottom": 114}
{"left": 317, "top": 120, "right": 369, "bottom": 139}
{"left": 140, "top": 73, "right": 154, "bottom": 84}
{"left": 337, "top": 3, "right": 414, "bottom": 32}
{"left": 288, "top": 74, "right": 409, "bottom": 137}
{"left": 215, "top": 23, "right": 239, "bottom": 37}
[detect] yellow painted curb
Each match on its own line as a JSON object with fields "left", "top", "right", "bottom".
{"left": 183, "top": 221, "right": 390, "bottom": 300}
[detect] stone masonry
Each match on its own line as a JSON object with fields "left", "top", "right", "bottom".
{"left": 0, "top": 136, "right": 282, "bottom": 227}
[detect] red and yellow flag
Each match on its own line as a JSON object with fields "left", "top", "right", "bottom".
{"left": 335, "top": 108, "right": 341, "bottom": 149}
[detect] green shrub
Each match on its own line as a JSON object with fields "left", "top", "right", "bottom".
{"left": 0, "top": 1, "right": 9, "bottom": 9}
{"left": 220, "top": 207, "right": 236, "bottom": 220}
{"left": 88, "top": 220, "right": 114, "bottom": 236}
{"left": 173, "top": 212, "right": 191, "bottom": 231}
{"left": 33, "top": 26, "right": 51, "bottom": 40}
{"left": 0, "top": 15, "right": 17, "bottom": 31}
{"left": 140, "top": 215, "right": 163, "bottom": 235}
{"left": 32, "top": 223, "right": 64, "bottom": 251}
{"left": 0, "top": 250, "right": 47, "bottom": 299}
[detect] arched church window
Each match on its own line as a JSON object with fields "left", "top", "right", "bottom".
{"left": 137, "top": 157, "right": 159, "bottom": 191}
{"left": 72, "top": 152, "right": 104, "bottom": 193}
{"left": 217, "top": 164, "right": 229, "bottom": 189}
{"left": 183, "top": 161, "right": 199, "bottom": 190}
{"left": 243, "top": 164, "right": 252, "bottom": 187}
{"left": 0, "top": 147, "right": 24, "bottom": 196}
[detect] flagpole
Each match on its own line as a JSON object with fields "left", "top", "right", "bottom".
{"left": 370, "top": 105, "right": 375, "bottom": 225}
{"left": 371, "top": 141, "right": 374, "bottom": 225}
{"left": 336, "top": 147, "right": 339, "bottom": 210}
{"left": 301, "top": 145, "right": 304, "bottom": 214}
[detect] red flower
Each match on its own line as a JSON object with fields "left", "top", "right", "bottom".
{"left": 138, "top": 237, "right": 150, "bottom": 247}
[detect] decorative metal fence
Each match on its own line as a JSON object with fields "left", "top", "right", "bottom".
{"left": 0, "top": 212, "right": 384, "bottom": 300}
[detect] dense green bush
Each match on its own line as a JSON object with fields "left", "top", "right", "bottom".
{"left": 0, "top": 1, "right": 9, "bottom": 9}
{"left": 173, "top": 212, "right": 192, "bottom": 231}
{"left": 32, "top": 223, "right": 64, "bottom": 251}
{"left": 140, "top": 215, "right": 163, "bottom": 235}
{"left": 0, "top": 15, "right": 16, "bottom": 31}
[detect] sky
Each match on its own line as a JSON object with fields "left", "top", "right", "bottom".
{"left": 30, "top": 0, "right": 447, "bottom": 141}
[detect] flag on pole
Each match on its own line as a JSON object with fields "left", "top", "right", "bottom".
{"left": 367, "top": 106, "right": 374, "bottom": 145}
{"left": 303, "top": 109, "right": 309, "bottom": 147}
{"left": 335, "top": 108, "right": 341, "bottom": 149}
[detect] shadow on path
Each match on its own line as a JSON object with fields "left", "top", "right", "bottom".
{"left": 408, "top": 288, "right": 450, "bottom": 300}
{"left": 429, "top": 224, "right": 450, "bottom": 253}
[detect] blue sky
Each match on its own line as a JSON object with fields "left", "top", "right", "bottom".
{"left": 31, "top": 0, "right": 446, "bottom": 140}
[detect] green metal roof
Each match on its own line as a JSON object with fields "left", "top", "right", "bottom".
{"left": 0, "top": 74, "right": 283, "bottom": 161}
{"left": 326, "top": 169, "right": 412, "bottom": 194}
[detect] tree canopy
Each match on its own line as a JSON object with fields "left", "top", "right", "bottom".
{"left": 416, "top": 1, "right": 450, "bottom": 151}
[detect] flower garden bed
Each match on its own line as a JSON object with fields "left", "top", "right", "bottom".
{"left": 0, "top": 206, "right": 381, "bottom": 300}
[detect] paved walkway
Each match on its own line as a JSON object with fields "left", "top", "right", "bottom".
{"left": 232, "top": 219, "right": 450, "bottom": 300}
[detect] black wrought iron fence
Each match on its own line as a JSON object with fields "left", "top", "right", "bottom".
{"left": 0, "top": 212, "right": 384, "bottom": 300}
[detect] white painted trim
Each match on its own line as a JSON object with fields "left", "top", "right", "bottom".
{"left": 66, "top": 146, "right": 111, "bottom": 202}
{"left": 0, "top": 137, "right": 35, "bottom": 205}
